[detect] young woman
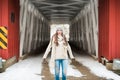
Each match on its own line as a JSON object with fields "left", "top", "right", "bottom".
{"left": 42, "top": 27, "right": 75, "bottom": 80}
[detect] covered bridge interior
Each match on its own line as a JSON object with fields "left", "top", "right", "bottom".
{"left": 0, "top": 0, "right": 120, "bottom": 69}
{"left": 1, "top": 0, "right": 120, "bottom": 79}
{"left": 19, "top": 0, "right": 99, "bottom": 59}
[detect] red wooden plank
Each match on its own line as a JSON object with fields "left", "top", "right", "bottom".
{"left": 99, "top": 0, "right": 120, "bottom": 61}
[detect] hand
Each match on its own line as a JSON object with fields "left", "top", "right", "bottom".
{"left": 42, "top": 58, "right": 48, "bottom": 64}
{"left": 71, "top": 58, "right": 76, "bottom": 63}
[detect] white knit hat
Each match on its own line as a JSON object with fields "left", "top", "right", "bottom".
{"left": 56, "top": 27, "right": 63, "bottom": 31}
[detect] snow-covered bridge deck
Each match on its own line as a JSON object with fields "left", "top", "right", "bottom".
{"left": 0, "top": 51, "right": 120, "bottom": 80}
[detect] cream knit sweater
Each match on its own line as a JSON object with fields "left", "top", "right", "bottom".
{"left": 43, "top": 35, "right": 74, "bottom": 60}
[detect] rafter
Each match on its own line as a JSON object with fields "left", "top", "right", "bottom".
{"left": 43, "top": 10, "right": 76, "bottom": 14}
{"left": 29, "top": 0, "right": 90, "bottom": 20}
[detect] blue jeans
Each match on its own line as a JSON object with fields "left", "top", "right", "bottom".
{"left": 55, "top": 59, "right": 68, "bottom": 80}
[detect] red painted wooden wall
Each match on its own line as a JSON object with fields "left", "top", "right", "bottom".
{"left": 0, "top": 0, "right": 20, "bottom": 60}
{"left": 0, "top": 0, "right": 9, "bottom": 59}
{"left": 99, "top": 0, "right": 120, "bottom": 61}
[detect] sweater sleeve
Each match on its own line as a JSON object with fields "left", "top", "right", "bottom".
{"left": 67, "top": 43, "right": 75, "bottom": 59}
{"left": 43, "top": 39, "right": 52, "bottom": 59}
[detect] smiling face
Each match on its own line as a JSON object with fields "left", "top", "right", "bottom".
{"left": 54, "top": 28, "right": 68, "bottom": 46}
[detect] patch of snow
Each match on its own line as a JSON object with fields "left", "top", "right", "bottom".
{"left": 0, "top": 55, "right": 43, "bottom": 80}
{"left": 75, "top": 53, "right": 120, "bottom": 80}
